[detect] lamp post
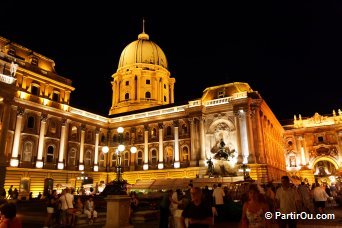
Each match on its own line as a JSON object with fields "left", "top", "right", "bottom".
{"left": 101, "top": 127, "right": 137, "bottom": 196}
{"left": 238, "top": 163, "right": 251, "bottom": 181}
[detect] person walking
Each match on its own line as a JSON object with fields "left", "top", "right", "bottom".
{"left": 212, "top": 183, "right": 225, "bottom": 223}
{"left": 181, "top": 187, "right": 213, "bottom": 228}
{"left": 241, "top": 184, "right": 270, "bottom": 228}
{"left": 313, "top": 183, "right": 329, "bottom": 214}
{"left": 275, "top": 176, "right": 301, "bottom": 228}
{"left": 159, "top": 189, "right": 173, "bottom": 228}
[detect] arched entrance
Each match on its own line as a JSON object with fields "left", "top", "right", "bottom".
{"left": 312, "top": 157, "right": 339, "bottom": 184}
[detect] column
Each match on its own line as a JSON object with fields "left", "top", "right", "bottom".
{"left": 143, "top": 126, "right": 149, "bottom": 170}
{"left": 36, "top": 113, "right": 48, "bottom": 168}
{"left": 170, "top": 84, "right": 174, "bottom": 103}
{"left": 79, "top": 125, "right": 85, "bottom": 170}
{"left": 237, "top": 109, "right": 249, "bottom": 164}
{"left": 58, "top": 119, "right": 67, "bottom": 169}
{"left": 189, "top": 118, "right": 197, "bottom": 166}
{"left": 173, "top": 120, "right": 180, "bottom": 168}
{"left": 0, "top": 101, "right": 11, "bottom": 188}
{"left": 247, "top": 109, "right": 256, "bottom": 163}
{"left": 93, "top": 129, "right": 100, "bottom": 171}
{"left": 255, "top": 108, "right": 265, "bottom": 163}
{"left": 199, "top": 116, "right": 206, "bottom": 166}
{"left": 158, "top": 123, "right": 164, "bottom": 169}
{"left": 10, "top": 107, "right": 24, "bottom": 167}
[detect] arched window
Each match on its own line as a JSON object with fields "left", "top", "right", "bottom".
{"left": 124, "top": 152, "right": 129, "bottom": 167}
{"left": 99, "top": 153, "right": 105, "bottom": 168}
{"left": 151, "top": 149, "right": 157, "bottom": 165}
{"left": 289, "top": 155, "right": 296, "bottom": 167}
{"left": 137, "top": 151, "right": 143, "bottom": 166}
{"left": 181, "top": 124, "right": 188, "bottom": 135}
{"left": 68, "top": 148, "right": 77, "bottom": 166}
{"left": 101, "top": 135, "right": 106, "bottom": 143}
{"left": 166, "top": 147, "right": 173, "bottom": 163}
{"left": 27, "top": 116, "right": 35, "bottom": 129}
{"left": 23, "top": 141, "right": 33, "bottom": 162}
{"left": 166, "top": 126, "right": 172, "bottom": 136}
{"left": 151, "top": 128, "right": 157, "bottom": 138}
{"left": 111, "top": 153, "right": 117, "bottom": 167}
{"left": 71, "top": 126, "right": 78, "bottom": 140}
{"left": 49, "top": 120, "right": 56, "bottom": 134}
{"left": 125, "top": 93, "right": 129, "bottom": 100}
{"left": 46, "top": 145, "right": 54, "bottom": 163}
{"left": 84, "top": 150, "right": 92, "bottom": 167}
{"left": 182, "top": 147, "right": 189, "bottom": 161}
{"left": 145, "top": 91, "right": 151, "bottom": 99}
{"left": 137, "top": 130, "right": 143, "bottom": 141}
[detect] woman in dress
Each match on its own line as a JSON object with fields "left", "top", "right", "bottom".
{"left": 241, "top": 184, "right": 270, "bottom": 228}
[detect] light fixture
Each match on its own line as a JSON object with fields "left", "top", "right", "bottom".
{"left": 102, "top": 145, "right": 109, "bottom": 153}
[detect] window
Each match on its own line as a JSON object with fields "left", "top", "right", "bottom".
{"left": 125, "top": 93, "right": 129, "bottom": 100}
{"left": 137, "top": 130, "right": 143, "bottom": 141}
{"left": 27, "top": 116, "right": 35, "bottom": 129}
{"left": 137, "top": 151, "right": 143, "bottom": 166}
{"left": 99, "top": 153, "right": 105, "bottom": 167}
{"left": 146, "top": 79, "right": 150, "bottom": 84}
{"left": 112, "top": 134, "right": 117, "bottom": 143}
{"left": 166, "top": 126, "right": 172, "bottom": 136}
{"left": 182, "top": 147, "right": 189, "bottom": 161}
{"left": 164, "top": 96, "right": 167, "bottom": 102}
{"left": 86, "top": 130, "right": 92, "bottom": 142}
{"left": 289, "top": 155, "right": 296, "bottom": 167}
{"left": 164, "top": 84, "right": 166, "bottom": 89}
{"left": 23, "top": 141, "right": 33, "bottom": 162}
{"left": 71, "top": 126, "right": 78, "bottom": 140}
{"left": 151, "top": 149, "right": 157, "bottom": 164}
{"left": 166, "top": 147, "right": 173, "bottom": 163}
{"left": 181, "top": 124, "right": 188, "bottom": 135}
{"left": 101, "top": 135, "right": 106, "bottom": 143}
{"left": 85, "top": 150, "right": 92, "bottom": 167}
{"left": 49, "top": 120, "right": 56, "bottom": 134}
{"left": 151, "top": 128, "right": 156, "bottom": 138}
{"left": 52, "top": 92, "right": 59, "bottom": 102}
{"left": 318, "top": 136, "right": 324, "bottom": 143}
{"left": 125, "top": 132, "right": 130, "bottom": 141}
{"left": 124, "top": 152, "right": 129, "bottom": 167}
{"left": 68, "top": 148, "right": 76, "bottom": 166}
{"left": 218, "top": 91, "right": 225, "bottom": 98}
{"left": 8, "top": 48, "right": 15, "bottom": 56}
{"left": 31, "top": 85, "right": 40, "bottom": 96}
{"left": 111, "top": 153, "right": 117, "bottom": 167}
{"left": 126, "top": 81, "right": 129, "bottom": 86}
{"left": 145, "top": 91, "right": 151, "bottom": 99}
{"left": 31, "top": 57, "right": 38, "bottom": 66}
{"left": 46, "top": 145, "right": 54, "bottom": 163}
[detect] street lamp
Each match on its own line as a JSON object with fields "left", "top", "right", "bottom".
{"left": 238, "top": 163, "right": 251, "bottom": 181}
{"left": 101, "top": 127, "right": 137, "bottom": 196}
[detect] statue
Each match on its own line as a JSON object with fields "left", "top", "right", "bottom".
{"left": 207, "top": 158, "right": 214, "bottom": 177}
{"left": 10, "top": 60, "right": 18, "bottom": 77}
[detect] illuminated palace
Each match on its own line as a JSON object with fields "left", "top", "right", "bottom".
{"left": 0, "top": 29, "right": 287, "bottom": 197}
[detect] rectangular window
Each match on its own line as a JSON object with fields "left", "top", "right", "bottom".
{"left": 218, "top": 91, "right": 225, "bottom": 98}
{"left": 8, "top": 48, "right": 15, "bottom": 56}
{"left": 146, "top": 79, "right": 150, "bottom": 84}
{"left": 126, "top": 81, "right": 129, "bottom": 86}
{"left": 31, "top": 57, "right": 38, "bottom": 66}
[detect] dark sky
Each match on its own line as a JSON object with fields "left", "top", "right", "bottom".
{"left": 1, "top": 1, "right": 342, "bottom": 121}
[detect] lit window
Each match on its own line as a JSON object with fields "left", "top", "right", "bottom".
{"left": 68, "top": 148, "right": 76, "bottom": 166}
{"left": 137, "top": 151, "right": 143, "bottom": 166}
{"left": 151, "top": 149, "right": 157, "bottom": 164}
{"left": 85, "top": 150, "right": 92, "bottom": 167}
{"left": 23, "top": 141, "right": 33, "bottom": 162}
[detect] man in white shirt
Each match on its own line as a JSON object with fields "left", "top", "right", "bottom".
{"left": 212, "top": 183, "right": 225, "bottom": 223}
{"left": 275, "top": 176, "right": 301, "bottom": 228}
{"left": 59, "top": 188, "right": 74, "bottom": 226}
{"left": 313, "top": 183, "right": 329, "bottom": 214}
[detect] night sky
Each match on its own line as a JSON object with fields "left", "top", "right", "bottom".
{"left": 1, "top": 2, "right": 342, "bottom": 122}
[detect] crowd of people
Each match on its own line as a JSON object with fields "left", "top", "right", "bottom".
{"left": 155, "top": 176, "right": 341, "bottom": 228}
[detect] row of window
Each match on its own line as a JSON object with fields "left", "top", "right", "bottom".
{"left": 125, "top": 79, "right": 167, "bottom": 89}
{"left": 30, "top": 84, "right": 60, "bottom": 101}
{"left": 20, "top": 140, "right": 190, "bottom": 168}
{"left": 123, "top": 92, "right": 167, "bottom": 102}
{"left": 7, "top": 48, "right": 38, "bottom": 66}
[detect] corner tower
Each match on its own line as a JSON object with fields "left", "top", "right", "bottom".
{"left": 109, "top": 21, "right": 176, "bottom": 115}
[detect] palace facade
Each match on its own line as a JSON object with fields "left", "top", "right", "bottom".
{"left": 0, "top": 29, "right": 293, "bottom": 197}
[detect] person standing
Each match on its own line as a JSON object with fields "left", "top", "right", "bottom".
{"left": 313, "top": 183, "right": 329, "bottom": 214}
{"left": 212, "top": 183, "right": 225, "bottom": 223}
{"left": 7, "top": 185, "right": 13, "bottom": 199}
{"left": 159, "top": 189, "right": 173, "bottom": 228}
{"left": 297, "top": 182, "right": 315, "bottom": 214}
{"left": 275, "top": 176, "right": 301, "bottom": 228}
{"left": 181, "top": 187, "right": 213, "bottom": 228}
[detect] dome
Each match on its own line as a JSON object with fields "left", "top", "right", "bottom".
{"left": 118, "top": 32, "right": 168, "bottom": 69}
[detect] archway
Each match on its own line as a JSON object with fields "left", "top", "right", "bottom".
{"left": 311, "top": 157, "right": 339, "bottom": 184}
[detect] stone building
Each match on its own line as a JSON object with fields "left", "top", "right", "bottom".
{"left": 0, "top": 29, "right": 286, "bottom": 197}
{"left": 284, "top": 112, "right": 342, "bottom": 184}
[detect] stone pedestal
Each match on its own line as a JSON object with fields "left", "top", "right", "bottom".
{"left": 104, "top": 195, "right": 133, "bottom": 228}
